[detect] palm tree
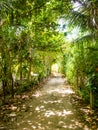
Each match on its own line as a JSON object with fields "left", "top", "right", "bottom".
{"left": 65, "top": 0, "right": 98, "bottom": 108}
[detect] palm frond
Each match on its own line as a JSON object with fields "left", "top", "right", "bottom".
{"left": 66, "top": 0, "right": 98, "bottom": 31}
{"left": 68, "top": 11, "right": 90, "bottom": 31}
{"left": 0, "top": 0, "right": 13, "bottom": 12}
{"left": 73, "top": 33, "right": 94, "bottom": 43}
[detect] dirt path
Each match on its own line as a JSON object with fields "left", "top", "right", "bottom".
{"left": 0, "top": 76, "right": 94, "bottom": 130}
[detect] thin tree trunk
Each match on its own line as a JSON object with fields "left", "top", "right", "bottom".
{"left": 28, "top": 48, "right": 32, "bottom": 81}
{"left": 27, "top": 60, "right": 32, "bottom": 81}
{"left": 1, "top": 56, "right": 8, "bottom": 104}
{"left": 2, "top": 79, "right": 7, "bottom": 104}
{"left": 10, "top": 73, "right": 14, "bottom": 98}
{"left": 90, "top": 89, "right": 94, "bottom": 109}
{"left": 20, "top": 57, "right": 23, "bottom": 81}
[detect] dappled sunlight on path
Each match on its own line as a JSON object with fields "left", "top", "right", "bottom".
{"left": 2, "top": 76, "right": 91, "bottom": 130}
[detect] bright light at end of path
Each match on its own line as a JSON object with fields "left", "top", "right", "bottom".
{"left": 51, "top": 63, "right": 59, "bottom": 72}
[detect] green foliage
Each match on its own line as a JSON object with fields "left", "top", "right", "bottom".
{"left": 1, "top": 0, "right": 98, "bottom": 108}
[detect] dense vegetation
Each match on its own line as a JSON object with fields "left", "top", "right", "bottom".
{"left": 0, "top": 0, "right": 98, "bottom": 108}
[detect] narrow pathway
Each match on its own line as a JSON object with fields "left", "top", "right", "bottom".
{"left": 2, "top": 76, "right": 91, "bottom": 130}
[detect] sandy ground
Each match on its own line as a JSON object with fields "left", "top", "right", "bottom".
{"left": 0, "top": 76, "right": 92, "bottom": 130}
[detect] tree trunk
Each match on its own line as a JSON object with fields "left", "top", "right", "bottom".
{"left": 10, "top": 73, "right": 14, "bottom": 98}
{"left": 28, "top": 48, "right": 32, "bottom": 81}
{"left": 20, "top": 65, "right": 22, "bottom": 81}
{"left": 2, "top": 79, "right": 7, "bottom": 104}
{"left": 2, "top": 60, "right": 8, "bottom": 104}
{"left": 90, "top": 89, "right": 94, "bottom": 109}
{"left": 27, "top": 60, "right": 32, "bottom": 81}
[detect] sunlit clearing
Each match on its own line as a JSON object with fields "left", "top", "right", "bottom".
{"left": 51, "top": 63, "right": 59, "bottom": 72}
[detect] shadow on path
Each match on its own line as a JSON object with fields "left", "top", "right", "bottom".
{"left": 0, "top": 76, "right": 92, "bottom": 130}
